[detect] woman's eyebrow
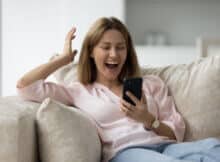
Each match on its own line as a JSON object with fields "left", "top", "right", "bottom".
{"left": 100, "top": 42, "right": 110, "bottom": 45}
{"left": 100, "top": 41, "right": 126, "bottom": 45}
{"left": 117, "top": 42, "right": 126, "bottom": 46}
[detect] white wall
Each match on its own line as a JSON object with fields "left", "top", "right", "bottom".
{"left": 2, "top": 0, "right": 125, "bottom": 96}
{"left": 126, "top": 0, "right": 220, "bottom": 45}
{"left": 136, "top": 46, "right": 197, "bottom": 67}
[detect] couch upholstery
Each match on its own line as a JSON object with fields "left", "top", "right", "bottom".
{"left": 0, "top": 97, "right": 40, "bottom": 162}
{"left": 36, "top": 98, "right": 101, "bottom": 162}
{"left": 141, "top": 56, "right": 220, "bottom": 140}
{"left": 0, "top": 56, "right": 219, "bottom": 162}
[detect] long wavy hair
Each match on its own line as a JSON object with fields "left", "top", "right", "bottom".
{"left": 77, "top": 17, "right": 141, "bottom": 85}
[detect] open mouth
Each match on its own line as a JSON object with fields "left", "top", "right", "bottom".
{"left": 105, "top": 63, "right": 119, "bottom": 69}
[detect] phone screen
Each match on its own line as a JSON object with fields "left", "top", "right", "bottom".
{"left": 123, "top": 77, "right": 143, "bottom": 106}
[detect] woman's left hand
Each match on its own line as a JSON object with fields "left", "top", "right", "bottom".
{"left": 120, "top": 91, "right": 154, "bottom": 128}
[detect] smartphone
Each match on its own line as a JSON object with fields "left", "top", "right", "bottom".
{"left": 123, "top": 77, "right": 143, "bottom": 106}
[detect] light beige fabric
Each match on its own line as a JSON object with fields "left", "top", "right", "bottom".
{"left": 52, "top": 56, "right": 220, "bottom": 141}
{"left": 0, "top": 96, "right": 40, "bottom": 162}
{"left": 36, "top": 98, "right": 101, "bottom": 162}
{"left": 141, "top": 56, "right": 220, "bottom": 141}
{"left": 53, "top": 61, "right": 78, "bottom": 85}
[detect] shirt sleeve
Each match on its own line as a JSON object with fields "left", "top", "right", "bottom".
{"left": 143, "top": 75, "right": 186, "bottom": 142}
{"left": 17, "top": 79, "right": 74, "bottom": 106}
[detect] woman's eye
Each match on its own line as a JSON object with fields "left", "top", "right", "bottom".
{"left": 101, "top": 46, "right": 110, "bottom": 50}
{"left": 117, "top": 46, "right": 125, "bottom": 50}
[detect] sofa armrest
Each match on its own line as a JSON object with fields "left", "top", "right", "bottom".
{"left": 0, "top": 96, "right": 40, "bottom": 162}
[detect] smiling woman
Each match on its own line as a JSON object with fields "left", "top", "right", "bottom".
{"left": 91, "top": 29, "right": 127, "bottom": 85}
{"left": 77, "top": 17, "right": 140, "bottom": 85}
{"left": 16, "top": 16, "right": 220, "bottom": 162}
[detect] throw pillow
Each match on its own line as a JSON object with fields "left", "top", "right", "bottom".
{"left": 36, "top": 98, "right": 101, "bottom": 162}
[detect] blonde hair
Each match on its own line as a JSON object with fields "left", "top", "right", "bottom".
{"left": 77, "top": 17, "right": 141, "bottom": 85}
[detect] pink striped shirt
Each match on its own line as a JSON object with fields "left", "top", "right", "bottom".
{"left": 17, "top": 75, "right": 185, "bottom": 162}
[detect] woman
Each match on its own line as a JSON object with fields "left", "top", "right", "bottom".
{"left": 17, "top": 17, "right": 220, "bottom": 162}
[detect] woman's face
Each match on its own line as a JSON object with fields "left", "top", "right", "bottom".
{"left": 91, "top": 29, "right": 127, "bottom": 83}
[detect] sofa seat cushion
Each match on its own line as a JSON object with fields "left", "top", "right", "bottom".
{"left": 36, "top": 98, "right": 101, "bottom": 162}
{"left": 0, "top": 96, "right": 40, "bottom": 162}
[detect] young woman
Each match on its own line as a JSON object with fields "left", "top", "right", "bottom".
{"left": 17, "top": 17, "right": 220, "bottom": 162}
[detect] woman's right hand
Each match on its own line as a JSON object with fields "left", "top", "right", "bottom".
{"left": 51, "top": 27, "right": 78, "bottom": 63}
{"left": 63, "top": 27, "right": 77, "bottom": 61}
{"left": 17, "top": 27, "right": 78, "bottom": 89}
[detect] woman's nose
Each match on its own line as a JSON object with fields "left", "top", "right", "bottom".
{"left": 109, "top": 48, "right": 117, "bottom": 57}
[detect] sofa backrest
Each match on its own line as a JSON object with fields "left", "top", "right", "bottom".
{"left": 53, "top": 56, "right": 220, "bottom": 141}
{"left": 142, "top": 56, "right": 220, "bottom": 141}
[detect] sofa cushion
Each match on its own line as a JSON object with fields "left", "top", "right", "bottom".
{"left": 0, "top": 96, "right": 40, "bottom": 162}
{"left": 36, "top": 98, "right": 101, "bottom": 162}
{"left": 141, "top": 56, "right": 220, "bottom": 141}
{"left": 53, "top": 61, "right": 78, "bottom": 85}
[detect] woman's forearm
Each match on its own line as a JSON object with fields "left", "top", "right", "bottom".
{"left": 17, "top": 55, "right": 71, "bottom": 88}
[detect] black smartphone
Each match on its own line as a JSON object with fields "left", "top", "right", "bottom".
{"left": 123, "top": 77, "right": 143, "bottom": 106}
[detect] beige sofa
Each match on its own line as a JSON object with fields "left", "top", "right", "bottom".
{"left": 0, "top": 56, "right": 220, "bottom": 162}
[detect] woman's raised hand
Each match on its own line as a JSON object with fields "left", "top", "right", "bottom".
{"left": 50, "top": 27, "right": 78, "bottom": 63}
{"left": 17, "top": 27, "right": 78, "bottom": 89}
{"left": 62, "top": 27, "right": 77, "bottom": 61}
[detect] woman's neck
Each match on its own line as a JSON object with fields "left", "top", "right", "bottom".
{"left": 96, "top": 78, "right": 122, "bottom": 90}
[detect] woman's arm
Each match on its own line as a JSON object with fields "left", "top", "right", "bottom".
{"left": 145, "top": 75, "right": 185, "bottom": 142}
{"left": 16, "top": 54, "right": 74, "bottom": 88}
{"left": 121, "top": 92, "right": 176, "bottom": 140}
{"left": 121, "top": 75, "right": 185, "bottom": 142}
{"left": 17, "top": 27, "right": 77, "bottom": 88}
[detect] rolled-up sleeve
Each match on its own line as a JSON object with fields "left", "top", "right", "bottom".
{"left": 17, "top": 79, "right": 74, "bottom": 106}
{"left": 143, "top": 75, "right": 185, "bottom": 142}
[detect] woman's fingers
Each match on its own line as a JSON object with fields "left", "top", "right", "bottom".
{"left": 63, "top": 27, "right": 77, "bottom": 55}
{"left": 120, "top": 105, "right": 132, "bottom": 116}
{"left": 125, "top": 91, "right": 140, "bottom": 105}
{"left": 71, "top": 49, "right": 78, "bottom": 58}
{"left": 65, "top": 27, "right": 76, "bottom": 41}
{"left": 120, "top": 99, "right": 134, "bottom": 111}
{"left": 72, "top": 49, "right": 78, "bottom": 55}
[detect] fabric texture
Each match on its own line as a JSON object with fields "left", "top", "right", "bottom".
{"left": 36, "top": 98, "right": 101, "bottom": 162}
{"left": 54, "top": 55, "right": 220, "bottom": 141}
{"left": 53, "top": 61, "right": 78, "bottom": 85}
{"left": 141, "top": 56, "right": 220, "bottom": 141}
{"left": 0, "top": 96, "right": 40, "bottom": 162}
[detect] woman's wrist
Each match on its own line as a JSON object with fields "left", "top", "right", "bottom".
{"left": 143, "top": 114, "right": 176, "bottom": 140}
{"left": 51, "top": 54, "right": 73, "bottom": 66}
